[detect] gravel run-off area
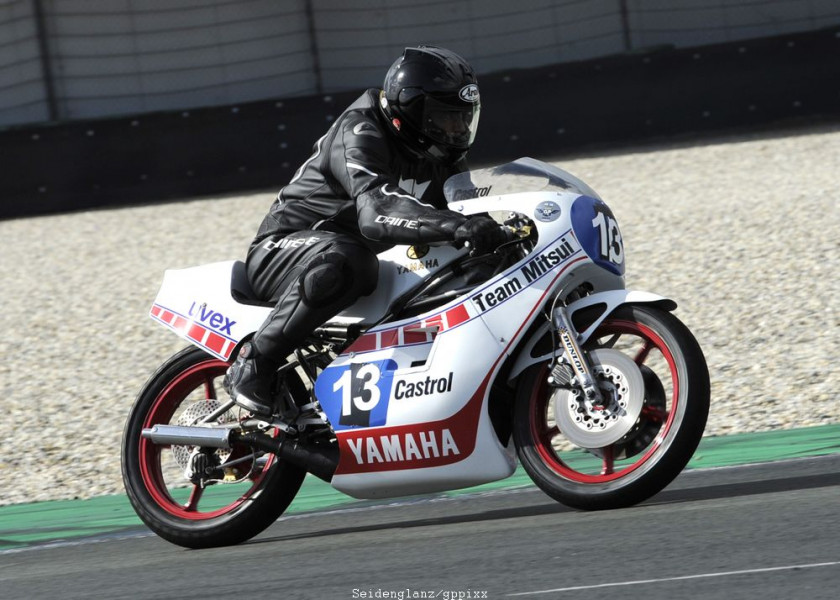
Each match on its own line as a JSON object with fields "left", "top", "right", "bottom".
{"left": 1, "top": 121, "right": 838, "bottom": 506}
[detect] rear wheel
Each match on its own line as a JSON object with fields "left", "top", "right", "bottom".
{"left": 513, "top": 305, "right": 709, "bottom": 510}
{"left": 121, "top": 346, "right": 306, "bottom": 548}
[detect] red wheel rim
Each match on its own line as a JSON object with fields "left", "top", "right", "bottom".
{"left": 137, "top": 358, "right": 276, "bottom": 520}
{"left": 529, "top": 318, "right": 679, "bottom": 484}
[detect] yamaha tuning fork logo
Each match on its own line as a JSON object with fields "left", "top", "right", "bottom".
{"left": 407, "top": 244, "right": 430, "bottom": 260}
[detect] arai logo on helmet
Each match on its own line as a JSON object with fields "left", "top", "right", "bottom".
{"left": 459, "top": 84, "right": 479, "bottom": 103}
{"left": 534, "top": 201, "right": 561, "bottom": 222}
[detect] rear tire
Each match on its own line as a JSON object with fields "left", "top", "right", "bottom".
{"left": 513, "top": 305, "right": 709, "bottom": 510}
{"left": 121, "top": 346, "right": 306, "bottom": 548}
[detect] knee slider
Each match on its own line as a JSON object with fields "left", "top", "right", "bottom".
{"left": 299, "top": 252, "right": 349, "bottom": 308}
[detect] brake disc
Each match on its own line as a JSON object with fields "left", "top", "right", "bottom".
{"left": 171, "top": 400, "right": 233, "bottom": 471}
{"left": 551, "top": 348, "right": 645, "bottom": 449}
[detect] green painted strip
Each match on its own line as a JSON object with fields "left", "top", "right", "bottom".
{"left": 688, "top": 424, "right": 840, "bottom": 467}
{"left": 1, "top": 424, "right": 838, "bottom": 551}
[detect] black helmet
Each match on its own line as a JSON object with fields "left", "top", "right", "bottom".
{"left": 380, "top": 46, "right": 480, "bottom": 164}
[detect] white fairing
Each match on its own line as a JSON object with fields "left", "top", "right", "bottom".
{"left": 331, "top": 244, "right": 464, "bottom": 325}
{"left": 150, "top": 158, "right": 672, "bottom": 499}
{"left": 151, "top": 261, "right": 271, "bottom": 361}
{"left": 506, "top": 289, "right": 677, "bottom": 382}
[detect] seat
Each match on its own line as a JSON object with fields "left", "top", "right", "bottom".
{"left": 230, "top": 260, "right": 274, "bottom": 307}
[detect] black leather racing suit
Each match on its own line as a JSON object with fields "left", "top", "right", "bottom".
{"left": 245, "top": 89, "right": 469, "bottom": 361}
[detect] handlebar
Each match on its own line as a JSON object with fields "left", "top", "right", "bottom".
{"left": 463, "top": 223, "right": 531, "bottom": 256}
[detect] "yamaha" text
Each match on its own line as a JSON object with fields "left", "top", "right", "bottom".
{"left": 396, "top": 259, "right": 439, "bottom": 275}
{"left": 346, "top": 428, "right": 461, "bottom": 465}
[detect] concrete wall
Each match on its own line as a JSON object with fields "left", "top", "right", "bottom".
{"left": 17, "top": 0, "right": 317, "bottom": 121}
{"left": 627, "top": 0, "right": 840, "bottom": 48}
{"left": 1, "top": 0, "right": 839, "bottom": 128}
{"left": 3, "top": 24, "right": 838, "bottom": 219}
{"left": 0, "top": 0, "right": 46, "bottom": 125}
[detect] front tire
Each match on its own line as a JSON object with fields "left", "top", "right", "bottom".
{"left": 121, "top": 346, "right": 306, "bottom": 548}
{"left": 513, "top": 305, "right": 710, "bottom": 510}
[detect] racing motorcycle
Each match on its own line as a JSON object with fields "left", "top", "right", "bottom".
{"left": 121, "top": 157, "right": 710, "bottom": 548}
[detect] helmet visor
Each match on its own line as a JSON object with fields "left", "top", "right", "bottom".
{"left": 421, "top": 98, "right": 480, "bottom": 149}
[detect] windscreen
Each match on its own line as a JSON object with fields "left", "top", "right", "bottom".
{"left": 443, "top": 157, "right": 600, "bottom": 202}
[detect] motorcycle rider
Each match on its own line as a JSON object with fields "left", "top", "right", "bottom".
{"left": 225, "top": 45, "right": 507, "bottom": 416}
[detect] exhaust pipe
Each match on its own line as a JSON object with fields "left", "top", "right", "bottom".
{"left": 141, "top": 424, "right": 338, "bottom": 482}
{"left": 142, "top": 424, "right": 232, "bottom": 448}
{"left": 235, "top": 432, "right": 338, "bottom": 482}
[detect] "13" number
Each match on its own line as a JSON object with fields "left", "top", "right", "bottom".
{"left": 333, "top": 363, "right": 382, "bottom": 416}
{"left": 592, "top": 208, "right": 624, "bottom": 265}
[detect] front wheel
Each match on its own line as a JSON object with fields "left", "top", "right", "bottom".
{"left": 513, "top": 305, "right": 710, "bottom": 510}
{"left": 121, "top": 346, "right": 306, "bottom": 548}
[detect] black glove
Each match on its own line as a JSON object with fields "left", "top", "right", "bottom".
{"left": 454, "top": 216, "right": 507, "bottom": 254}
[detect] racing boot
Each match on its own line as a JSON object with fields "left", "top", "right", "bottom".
{"left": 223, "top": 342, "right": 279, "bottom": 416}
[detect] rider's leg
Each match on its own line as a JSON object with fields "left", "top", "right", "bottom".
{"left": 225, "top": 231, "right": 378, "bottom": 415}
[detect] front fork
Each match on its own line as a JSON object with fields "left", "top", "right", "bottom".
{"left": 548, "top": 306, "right": 605, "bottom": 407}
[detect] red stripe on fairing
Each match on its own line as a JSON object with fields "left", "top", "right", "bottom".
{"left": 341, "top": 308, "right": 454, "bottom": 356}
{"left": 205, "top": 332, "right": 227, "bottom": 355}
{"left": 333, "top": 254, "right": 589, "bottom": 474}
{"left": 422, "top": 314, "right": 444, "bottom": 330}
{"left": 187, "top": 323, "right": 205, "bottom": 341}
{"left": 380, "top": 330, "right": 400, "bottom": 348}
{"left": 345, "top": 332, "right": 378, "bottom": 354}
{"left": 402, "top": 329, "right": 431, "bottom": 345}
{"left": 445, "top": 304, "right": 470, "bottom": 327}
{"left": 150, "top": 304, "right": 234, "bottom": 360}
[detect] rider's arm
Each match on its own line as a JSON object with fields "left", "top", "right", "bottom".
{"left": 356, "top": 183, "right": 466, "bottom": 244}
{"left": 329, "top": 116, "right": 467, "bottom": 245}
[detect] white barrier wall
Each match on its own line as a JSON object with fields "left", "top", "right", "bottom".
{"left": 34, "top": 0, "right": 316, "bottom": 120}
{"left": 310, "top": 0, "right": 626, "bottom": 90}
{"left": 0, "top": 0, "right": 47, "bottom": 124}
{"left": 1, "top": 0, "right": 838, "bottom": 127}
{"left": 627, "top": 0, "right": 840, "bottom": 48}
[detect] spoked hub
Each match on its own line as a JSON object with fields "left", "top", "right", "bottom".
{"left": 514, "top": 305, "right": 710, "bottom": 511}
{"left": 522, "top": 312, "right": 683, "bottom": 485}
{"left": 171, "top": 399, "right": 235, "bottom": 480}
{"left": 123, "top": 346, "right": 309, "bottom": 548}
{"left": 551, "top": 348, "right": 645, "bottom": 449}
{"left": 137, "top": 359, "right": 278, "bottom": 520}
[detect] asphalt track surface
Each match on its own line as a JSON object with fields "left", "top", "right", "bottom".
{"left": 2, "top": 454, "right": 839, "bottom": 600}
